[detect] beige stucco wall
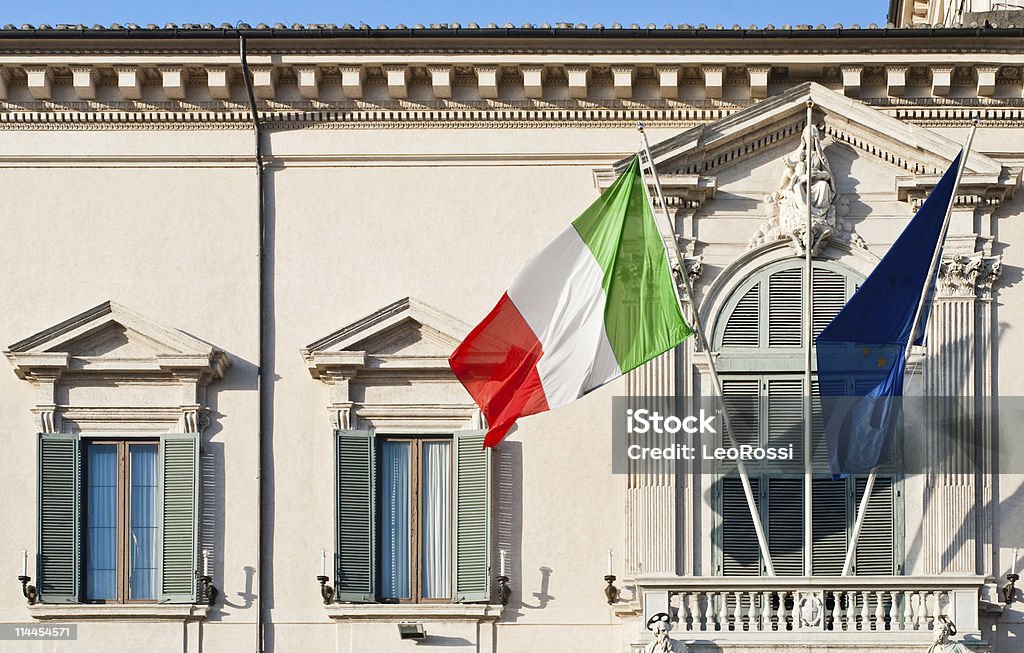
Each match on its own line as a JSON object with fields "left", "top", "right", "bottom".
{"left": 0, "top": 40, "right": 1021, "bottom": 652}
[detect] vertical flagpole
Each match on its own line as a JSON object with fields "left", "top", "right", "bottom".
{"left": 840, "top": 117, "right": 979, "bottom": 576}
{"left": 803, "top": 101, "right": 815, "bottom": 577}
{"left": 637, "top": 124, "right": 777, "bottom": 576}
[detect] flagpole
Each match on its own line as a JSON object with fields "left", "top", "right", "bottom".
{"left": 637, "top": 124, "right": 777, "bottom": 576}
{"left": 803, "top": 101, "right": 815, "bottom": 577}
{"left": 840, "top": 117, "right": 979, "bottom": 576}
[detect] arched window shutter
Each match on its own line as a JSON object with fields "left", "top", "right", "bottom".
{"left": 720, "top": 476, "right": 761, "bottom": 576}
{"left": 854, "top": 476, "right": 895, "bottom": 575}
{"left": 722, "top": 283, "right": 760, "bottom": 347}
{"left": 768, "top": 268, "right": 803, "bottom": 346}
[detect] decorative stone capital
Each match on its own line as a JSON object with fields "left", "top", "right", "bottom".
{"left": 937, "top": 254, "right": 1001, "bottom": 299}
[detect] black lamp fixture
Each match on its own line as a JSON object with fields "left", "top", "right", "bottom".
{"left": 18, "top": 550, "right": 36, "bottom": 605}
{"left": 317, "top": 549, "right": 335, "bottom": 604}
{"left": 604, "top": 548, "right": 620, "bottom": 604}
{"left": 1004, "top": 548, "right": 1019, "bottom": 605}
{"left": 200, "top": 550, "right": 218, "bottom": 606}
{"left": 496, "top": 548, "right": 511, "bottom": 605}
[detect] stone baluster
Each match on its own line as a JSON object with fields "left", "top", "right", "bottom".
{"left": 747, "top": 591, "right": 757, "bottom": 631}
{"left": 778, "top": 591, "right": 789, "bottom": 632}
{"left": 732, "top": 591, "right": 742, "bottom": 631}
{"left": 874, "top": 591, "right": 885, "bottom": 631}
{"left": 859, "top": 590, "right": 870, "bottom": 631}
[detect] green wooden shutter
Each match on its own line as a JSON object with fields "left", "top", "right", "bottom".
{"left": 453, "top": 430, "right": 491, "bottom": 603}
{"left": 767, "top": 378, "right": 804, "bottom": 472}
{"left": 767, "top": 477, "right": 804, "bottom": 576}
{"left": 720, "top": 476, "right": 761, "bottom": 576}
{"left": 811, "top": 267, "right": 849, "bottom": 340}
{"left": 159, "top": 433, "right": 199, "bottom": 603}
{"left": 812, "top": 478, "right": 848, "bottom": 575}
{"left": 767, "top": 268, "right": 803, "bottom": 347}
{"left": 854, "top": 476, "right": 895, "bottom": 575}
{"left": 722, "top": 283, "right": 760, "bottom": 347}
{"left": 37, "top": 433, "right": 80, "bottom": 603}
{"left": 335, "top": 429, "right": 376, "bottom": 602}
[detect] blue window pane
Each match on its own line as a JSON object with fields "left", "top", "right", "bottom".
{"left": 379, "top": 441, "right": 410, "bottom": 600}
{"left": 129, "top": 445, "right": 159, "bottom": 600}
{"left": 86, "top": 445, "right": 117, "bottom": 601}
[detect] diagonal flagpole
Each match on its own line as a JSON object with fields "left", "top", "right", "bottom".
{"left": 840, "top": 117, "right": 979, "bottom": 576}
{"left": 637, "top": 123, "right": 777, "bottom": 576}
{"left": 804, "top": 100, "right": 815, "bottom": 577}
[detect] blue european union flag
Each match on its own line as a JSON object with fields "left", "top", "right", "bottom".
{"left": 816, "top": 152, "right": 962, "bottom": 478}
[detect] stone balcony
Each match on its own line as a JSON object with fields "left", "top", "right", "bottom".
{"left": 624, "top": 575, "right": 990, "bottom": 651}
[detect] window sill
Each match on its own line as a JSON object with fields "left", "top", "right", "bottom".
{"left": 325, "top": 603, "right": 503, "bottom": 622}
{"left": 29, "top": 603, "right": 209, "bottom": 622}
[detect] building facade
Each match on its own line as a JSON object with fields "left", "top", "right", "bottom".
{"left": 0, "top": 7, "right": 1023, "bottom": 653}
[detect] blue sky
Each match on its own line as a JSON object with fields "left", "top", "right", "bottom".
{"left": 3, "top": 1, "right": 889, "bottom": 29}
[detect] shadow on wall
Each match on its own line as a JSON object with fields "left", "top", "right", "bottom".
{"left": 198, "top": 352, "right": 260, "bottom": 620}
{"left": 495, "top": 441, "right": 556, "bottom": 621}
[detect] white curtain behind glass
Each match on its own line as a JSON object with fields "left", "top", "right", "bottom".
{"left": 86, "top": 445, "right": 117, "bottom": 600}
{"left": 129, "top": 445, "right": 158, "bottom": 599}
{"left": 421, "top": 441, "right": 451, "bottom": 598}
{"left": 379, "top": 441, "right": 410, "bottom": 599}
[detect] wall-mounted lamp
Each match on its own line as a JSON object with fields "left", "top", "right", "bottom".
{"left": 496, "top": 549, "right": 511, "bottom": 605}
{"left": 397, "top": 622, "right": 426, "bottom": 639}
{"left": 200, "top": 550, "right": 218, "bottom": 606}
{"left": 18, "top": 550, "right": 36, "bottom": 605}
{"left": 317, "top": 549, "right": 335, "bottom": 604}
{"left": 1004, "top": 548, "right": 1019, "bottom": 605}
{"left": 604, "top": 549, "right": 620, "bottom": 604}
{"left": 1004, "top": 573, "right": 1018, "bottom": 604}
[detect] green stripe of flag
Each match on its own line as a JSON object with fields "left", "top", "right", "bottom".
{"left": 571, "top": 155, "right": 693, "bottom": 372}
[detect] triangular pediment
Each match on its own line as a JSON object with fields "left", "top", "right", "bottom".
{"left": 619, "top": 81, "right": 1018, "bottom": 203}
{"left": 5, "top": 301, "right": 229, "bottom": 379}
{"left": 302, "top": 297, "right": 470, "bottom": 378}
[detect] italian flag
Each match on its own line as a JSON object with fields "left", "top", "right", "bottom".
{"left": 449, "top": 156, "right": 693, "bottom": 447}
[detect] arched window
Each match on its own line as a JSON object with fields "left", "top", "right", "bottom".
{"left": 711, "top": 259, "right": 903, "bottom": 577}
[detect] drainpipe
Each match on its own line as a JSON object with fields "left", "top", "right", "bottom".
{"left": 239, "top": 32, "right": 267, "bottom": 653}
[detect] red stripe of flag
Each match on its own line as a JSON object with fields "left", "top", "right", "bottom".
{"left": 448, "top": 293, "right": 550, "bottom": 447}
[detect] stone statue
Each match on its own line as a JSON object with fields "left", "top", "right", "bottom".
{"left": 927, "top": 616, "right": 972, "bottom": 653}
{"left": 749, "top": 123, "right": 865, "bottom": 255}
{"left": 645, "top": 612, "right": 687, "bottom": 653}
